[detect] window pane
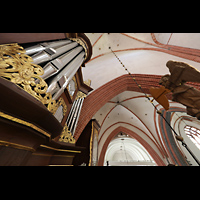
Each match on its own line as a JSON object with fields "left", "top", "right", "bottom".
{"left": 184, "top": 125, "right": 200, "bottom": 150}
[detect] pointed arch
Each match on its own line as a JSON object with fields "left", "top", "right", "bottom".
{"left": 74, "top": 74, "right": 164, "bottom": 140}
{"left": 98, "top": 126, "right": 166, "bottom": 166}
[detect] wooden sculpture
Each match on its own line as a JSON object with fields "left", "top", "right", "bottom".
{"left": 149, "top": 86, "right": 170, "bottom": 110}
{"left": 158, "top": 60, "right": 200, "bottom": 120}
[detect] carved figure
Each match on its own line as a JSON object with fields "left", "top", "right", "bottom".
{"left": 159, "top": 60, "right": 200, "bottom": 119}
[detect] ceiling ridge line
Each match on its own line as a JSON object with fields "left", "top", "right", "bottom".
{"left": 97, "top": 103, "right": 164, "bottom": 156}
{"left": 107, "top": 100, "right": 117, "bottom": 103}
{"left": 74, "top": 74, "right": 165, "bottom": 141}
{"left": 98, "top": 121, "right": 165, "bottom": 158}
{"left": 107, "top": 139, "right": 150, "bottom": 162}
{"left": 74, "top": 76, "right": 132, "bottom": 130}
{"left": 120, "top": 104, "right": 165, "bottom": 155}
{"left": 92, "top": 33, "right": 104, "bottom": 47}
{"left": 74, "top": 74, "right": 186, "bottom": 141}
{"left": 120, "top": 33, "right": 159, "bottom": 47}
{"left": 87, "top": 33, "right": 200, "bottom": 65}
{"left": 167, "top": 33, "right": 173, "bottom": 45}
{"left": 97, "top": 104, "right": 118, "bottom": 137}
{"left": 98, "top": 126, "right": 166, "bottom": 166}
{"left": 151, "top": 33, "right": 200, "bottom": 55}
{"left": 121, "top": 95, "right": 152, "bottom": 103}
{"left": 86, "top": 47, "right": 200, "bottom": 65}
{"left": 86, "top": 47, "right": 162, "bottom": 64}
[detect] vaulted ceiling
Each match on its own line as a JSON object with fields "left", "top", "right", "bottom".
{"left": 78, "top": 33, "right": 200, "bottom": 165}
{"left": 83, "top": 33, "right": 200, "bottom": 90}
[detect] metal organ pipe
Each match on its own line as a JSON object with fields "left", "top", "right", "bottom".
{"left": 70, "top": 98, "right": 82, "bottom": 133}
{"left": 25, "top": 40, "right": 72, "bottom": 55}
{"left": 25, "top": 44, "right": 46, "bottom": 56}
{"left": 47, "top": 51, "right": 85, "bottom": 100}
{"left": 31, "top": 41, "right": 78, "bottom": 64}
{"left": 68, "top": 99, "right": 81, "bottom": 133}
{"left": 72, "top": 98, "right": 84, "bottom": 135}
{"left": 50, "top": 51, "right": 85, "bottom": 83}
{"left": 66, "top": 99, "right": 78, "bottom": 125}
{"left": 41, "top": 46, "right": 83, "bottom": 80}
{"left": 24, "top": 38, "right": 87, "bottom": 135}
{"left": 52, "top": 46, "right": 83, "bottom": 70}
{"left": 66, "top": 97, "right": 84, "bottom": 136}
{"left": 25, "top": 39, "right": 86, "bottom": 96}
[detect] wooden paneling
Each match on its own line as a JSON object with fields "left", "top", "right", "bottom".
{"left": 0, "top": 77, "right": 63, "bottom": 138}
{"left": 0, "top": 33, "right": 66, "bottom": 44}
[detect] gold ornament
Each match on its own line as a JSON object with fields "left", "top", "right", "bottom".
{"left": 0, "top": 43, "right": 64, "bottom": 115}
{"left": 59, "top": 124, "right": 75, "bottom": 144}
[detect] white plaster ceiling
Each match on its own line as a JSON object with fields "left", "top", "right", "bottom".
{"left": 94, "top": 90, "right": 185, "bottom": 165}
{"left": 83, "top": 33, "right": 200, "bottom": 91}
{"left": 154, "top": 33, "right": 200, "bottom": 49}
{"left": 104, "top": 136, "right": 156, "bottom": 166}
{"left": 82, "top": 33, "right": 200, "bottom": 165}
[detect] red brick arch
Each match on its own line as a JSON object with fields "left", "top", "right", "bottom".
{"left": 74, "top": 73, "right": 200, "bottom": 141}
{"left": 98, "top": 126, "right": 166, "bottom": 166}
{"left": 74, "top": 74, "right": 164, "bottom": 140}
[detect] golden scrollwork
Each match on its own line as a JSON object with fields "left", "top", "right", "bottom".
{"left": 59, "top": 124, "right": 75, "bottom": 144}
{"left": 48, "top": 97, "right": 67, "bottom": 116}
{"left": 69, "top": 37, "right": 88, "bottom": 60}
{"left": 0, "top": 43, "right": 64, "bottom": 115}
{"left": 58, "top": 97, "right": 68, "bottom": 116}
{"left": 75, "top": 91, "right": 87, "bottom": 100}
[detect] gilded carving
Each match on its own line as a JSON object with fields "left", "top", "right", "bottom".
{"left": 58, "top": 97, "right": 67, "bottom": 116}
{"left": 69, "top": 37, "right": 87, "bottom": 60}
{"left": 75, "top": 91, "right": 87, "bottom": 100}
{"left": 0, "top": 43, "right": 64, "bottom": 115}
{"left": 59, "top": 124, "right": 75, "bottom": 144}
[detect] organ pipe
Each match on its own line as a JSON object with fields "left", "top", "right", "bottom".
{"left": 47, "top": 51, "right": 85, "bottom": 100}
{"left": 66, "top": 97, "right": 85, "bottom": 136}
{"left": 40, "top": 46, "right": 83, "bottom": 80}
{"left": 24, "top": 40, "right": 72, "bottom": 56}
{"left": 24, "top": 38, "right": 87, "bottom": 136}
{"left": 31, "top": 41, "right": 78, "bottom": 64}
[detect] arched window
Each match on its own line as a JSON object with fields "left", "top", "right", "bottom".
{"left": 184, "top": 125, "right": 200, "bottom": 150}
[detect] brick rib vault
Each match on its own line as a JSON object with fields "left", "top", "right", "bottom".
{"left": 74, "top": 74, "right": 200, "bottom": 165}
